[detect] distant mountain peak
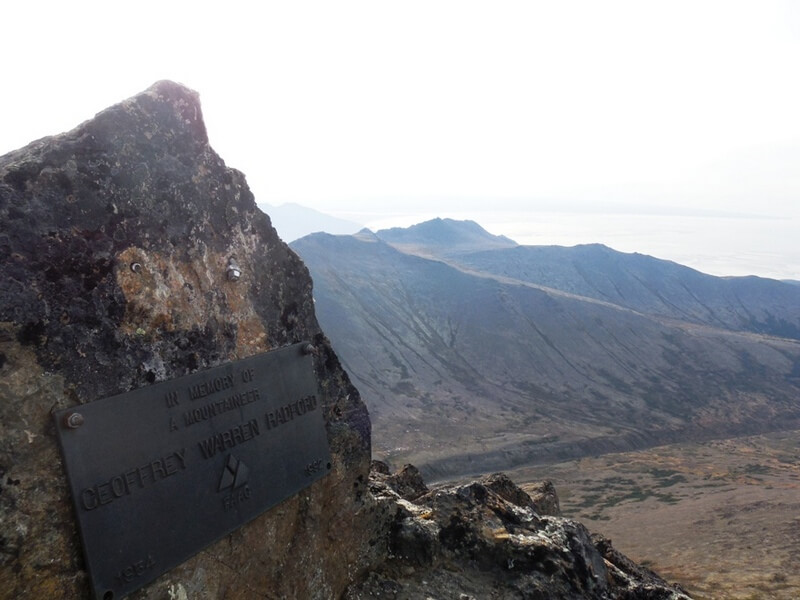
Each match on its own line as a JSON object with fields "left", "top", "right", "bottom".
{"left": 257, "top": 202, "right": 362, "bottom": 242}
{"left": 353, "top": 228, "right": 380, "bottom": 242}
{"left": 376, "top": 218, "right": 517, "bottom": 257}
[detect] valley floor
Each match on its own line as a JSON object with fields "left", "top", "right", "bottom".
{"left": 506, "top": 430, "right": 800, "bottom": 600}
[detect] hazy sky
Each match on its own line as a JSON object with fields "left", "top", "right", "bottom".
{"left": 2, "top": 1, "right": 799, "bottom": 279}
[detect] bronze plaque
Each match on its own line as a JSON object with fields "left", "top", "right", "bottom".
{"left": 53, "top": 342, "right": 331, "bottom": 600}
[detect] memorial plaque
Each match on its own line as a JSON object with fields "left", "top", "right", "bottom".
{"left": 53, "top": 342, "right": 331, "bottom": 600}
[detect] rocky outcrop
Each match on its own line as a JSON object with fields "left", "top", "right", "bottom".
{"left": 372, "top": 461, "right": 429, "bottom": 502}
{"left": 349, "top": 465, "right": 691, "bottom": 600}
{"left": 0, "top": 81, "right": 378, "bottom": 599}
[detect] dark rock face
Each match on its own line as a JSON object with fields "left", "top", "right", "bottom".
{"left": 0, "top": 81, "right": 377, "bottom": 599}
{"left": 347, "top": 464, "right": 692, "bottom": 600}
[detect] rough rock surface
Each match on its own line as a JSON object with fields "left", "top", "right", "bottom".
{"left": 372, "top": 461, "right": 429, "bottom": 502}
{"left": 0, "top": 81, "right": 381, "bottom": 599}
{"left": 347, "top": 465, "right": 692, "bottom": 600}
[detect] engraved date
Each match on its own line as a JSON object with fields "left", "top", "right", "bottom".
{"left": 115, "top": 554, "right": 156, "bottom": 584}
{"left": 304, "top": 459, "right": 323, "bottom": 476}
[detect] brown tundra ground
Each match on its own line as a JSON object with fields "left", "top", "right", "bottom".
{"left": 508, "top": 430, "right": 800, "bottom": 600}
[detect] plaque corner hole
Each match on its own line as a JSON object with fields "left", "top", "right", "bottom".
{"left": 102, "top": 591, "right": 114, "bottom": 600}
{"left": 326, "top": 462, "right": 332, "bottom": 470}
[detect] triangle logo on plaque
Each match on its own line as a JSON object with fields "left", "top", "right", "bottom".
{"left": 218, "top": 454, "right": 249, "bottom": 492}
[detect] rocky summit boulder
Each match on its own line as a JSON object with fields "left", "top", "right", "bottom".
{"left": 0, "top": 81, "right": 379, "bottom": 599}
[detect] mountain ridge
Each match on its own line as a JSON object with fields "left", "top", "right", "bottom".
{"left": 292, "top": 220, "right": 800, "bottom": 478}
{"left": 376, "top": 219, "right": 800, "bottom": 341}
{"left": 454, "top": 244, "right": 800, "bottom": 341}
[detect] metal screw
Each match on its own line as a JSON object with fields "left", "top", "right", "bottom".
{"left": 130, "top": 262, "right": 142, "bottom": 273}
{"left": 226, "top": 258, "right": 241, "bottom": 281}
{"left": 65, "top": 412, "right": 84, "bottom": 429}
{"left": 302, "top": 343, "right": 317, "bottom": 356}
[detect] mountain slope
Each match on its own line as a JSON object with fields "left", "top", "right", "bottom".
{"left": 292, "top": 231, "right": 800, "bottom": 478}
{"left": 451, "top": 243, "right": 800, "bottom": 340}
{"left": 376, "top": 221, "right": 800, "bottom": 342}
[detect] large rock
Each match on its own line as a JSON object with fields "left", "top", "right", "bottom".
{"left": 0, "top": 81, "right": 382, "bottom": 599}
